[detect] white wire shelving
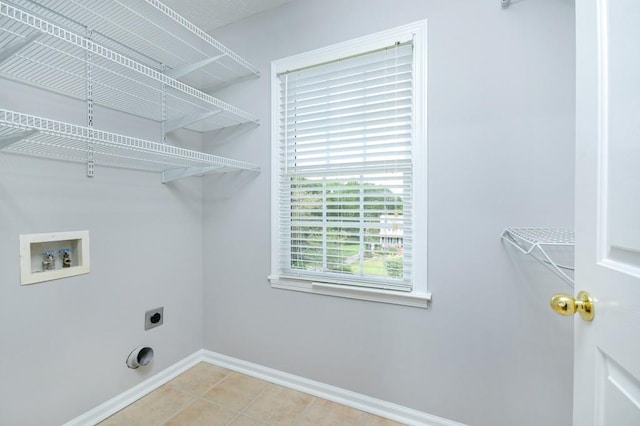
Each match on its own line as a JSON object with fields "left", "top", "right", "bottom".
{"left": 501, "top": 227, "right": 575, "bottom": 287}
{"left": 10, "top": 0, "right": 260, "bottom": 90}
{"left": 0, "top": 1, "right": 259, "bottom": 133}
{"left": 0, "top": 109, "right": 261, "bottom": 182}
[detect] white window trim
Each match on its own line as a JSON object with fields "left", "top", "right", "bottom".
{"left": 270, "top": 20, "right": 430, "bottom": 308}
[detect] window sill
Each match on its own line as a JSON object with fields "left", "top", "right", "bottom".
{"left": 268, "top": 276, "right": 431, "bottom": 309}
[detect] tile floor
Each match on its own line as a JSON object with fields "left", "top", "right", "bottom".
{"left": 98, "top": 362, "right": 405, "bottom": 426}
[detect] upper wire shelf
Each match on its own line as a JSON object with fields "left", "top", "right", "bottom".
{"left": 6, "top": 0, "right": 260, "bottom": 91}
{"left": 0, "top": 1, "right": 259, "bottom": 132}
{"left": 0, "top": 109, "right": 260, "bottom": 182}
{"left": 501, "top": 227, "right": 575, "bottom": 287}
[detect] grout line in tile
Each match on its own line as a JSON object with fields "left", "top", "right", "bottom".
{"left": 292, "top": 395, "right": 317, "bottom": 426}
{"left": 158, "top": 398, "right": 193, "bottom": 426}
{"left": 201, "top": 367, "right": 234, "bottom": 396}
{"left": 167, "top": 385, "right": 200, "bottom": 426}
{"left": 198, "top": 371, "right": 232, "bottom": 397}
{"left": 224, "top": 412, "right": 239, "bottom": 426}
{"left": 160, "top": 396, "right": 245, "bottom": 426}
{"left": 238, "top": 381, "right": 271, "bottom": 414}
{"left": 224, "top": 409, "right": 245, "bottom": 426}
{"left": 233, "top": 413, "right": 272, "bottom": 426}
{"left": 197, "top": 395, "right": 244, "bottom": 415}
{"left": 165, "top": 382, "right": 204, "bottom": 399}
{"left": 166, "top": 369, "right": 232, "bottom": 399}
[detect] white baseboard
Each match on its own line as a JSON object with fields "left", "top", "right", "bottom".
{"left": 201, "top": 350, "right": 466, "bottom": 426}
{"left": 62, "top": 350, "right": 206, "bottom": 426}
{"left": 64, "top": 349, "right": 466, "bottom": 426}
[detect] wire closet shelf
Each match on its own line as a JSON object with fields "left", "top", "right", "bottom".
{"left": 501, "top": 227, "right": 575, "bottom": 287}
{"left": 0, "top": 1, "right": 259, "bottom": 133}
{"left": 10, "top": 0, "right": 260, "bottom": 90}
{"left": 0, "top": 109, "right": 261, "bottom": 182}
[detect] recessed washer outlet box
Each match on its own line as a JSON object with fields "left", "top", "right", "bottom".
{"left": 145, "top": 307, "right": 164, "bottom": 330}
{"left": 19, "top": 230, "right": 90, "bottom": 285}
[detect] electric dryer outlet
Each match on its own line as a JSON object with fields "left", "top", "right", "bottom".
{"left": 145, "top": 307, "right": 164, "bottom": 330}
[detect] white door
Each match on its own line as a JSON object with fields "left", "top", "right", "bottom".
{"left": 574, "top": 0, "right": 640, "bottom": 425}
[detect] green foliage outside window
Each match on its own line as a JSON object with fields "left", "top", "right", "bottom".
{"left": 289, "top": 178, "right": 404, "bottom": 279}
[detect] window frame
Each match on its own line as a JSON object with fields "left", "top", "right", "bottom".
{"left": 270, "top": 20, "right": 430, "bottom": 308}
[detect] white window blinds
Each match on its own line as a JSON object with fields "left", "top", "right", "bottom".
{"left": 277, "top": 41, "right": 414, "bottom": 291}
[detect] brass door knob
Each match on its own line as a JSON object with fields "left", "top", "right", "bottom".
{"left": 550, "top": 291, "right": 594, "bottom": 322}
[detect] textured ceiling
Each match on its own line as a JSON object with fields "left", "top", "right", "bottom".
{"left": 160, "top": 0, "right": 291, "bottom": 32}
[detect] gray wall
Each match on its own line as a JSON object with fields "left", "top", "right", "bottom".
{"left": 203, "top": 1, "right": 576, "bottom": 426}
{"left": 0, "top": 79, "right": 204, "bottom": 425}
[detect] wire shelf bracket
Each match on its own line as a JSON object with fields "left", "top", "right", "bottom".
{"left": 164, "top": 54, "right": 227, "bottom": 81}
{"left": 0, "top": 30, "right": 41, "bottom": 65}
{"left": 501, "top": 227, "right": 575, "bottom": 287}
{"left": 0, "top": 128, "right": 38, "bottom": 148}
{"left": 0, "top": 109, "right": 261, "bottom": 183}
{"left": 164, "top": 110, "right": 222, "bottom": 134}
{"left": 161, "top": 164, "right": 240, "bottom": 183}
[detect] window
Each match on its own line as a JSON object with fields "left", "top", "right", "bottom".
{"left": 270, "top": 21, "right": 429, "bottom": 308}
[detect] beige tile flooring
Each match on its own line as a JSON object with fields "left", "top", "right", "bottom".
{"left": 99, "top": 362, "right": 405, "bottom": 426}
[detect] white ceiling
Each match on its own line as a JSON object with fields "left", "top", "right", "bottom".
{"left": 161, "top": 0, "right": 291, "bottom": 32}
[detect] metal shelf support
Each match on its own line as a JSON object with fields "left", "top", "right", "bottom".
{"left": 162, "top": 165, "right": 223, "bottom": 183}
{"left": 501, "top": 227, "right": 575, "bottom": 287}
{"left": 164, "top": 110, "right": 222, "bottom": 134}
{"left": 85, "top": 26, "right": 94, "bottom": 178}
{"left": 0, "top": 129, "right": 38, "bottom": 148}
{"left": 0, "top": 31, "right": 41, "bottom": 66}
{"left": 165, "top": 54, "right": 227, "bottom": 80}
